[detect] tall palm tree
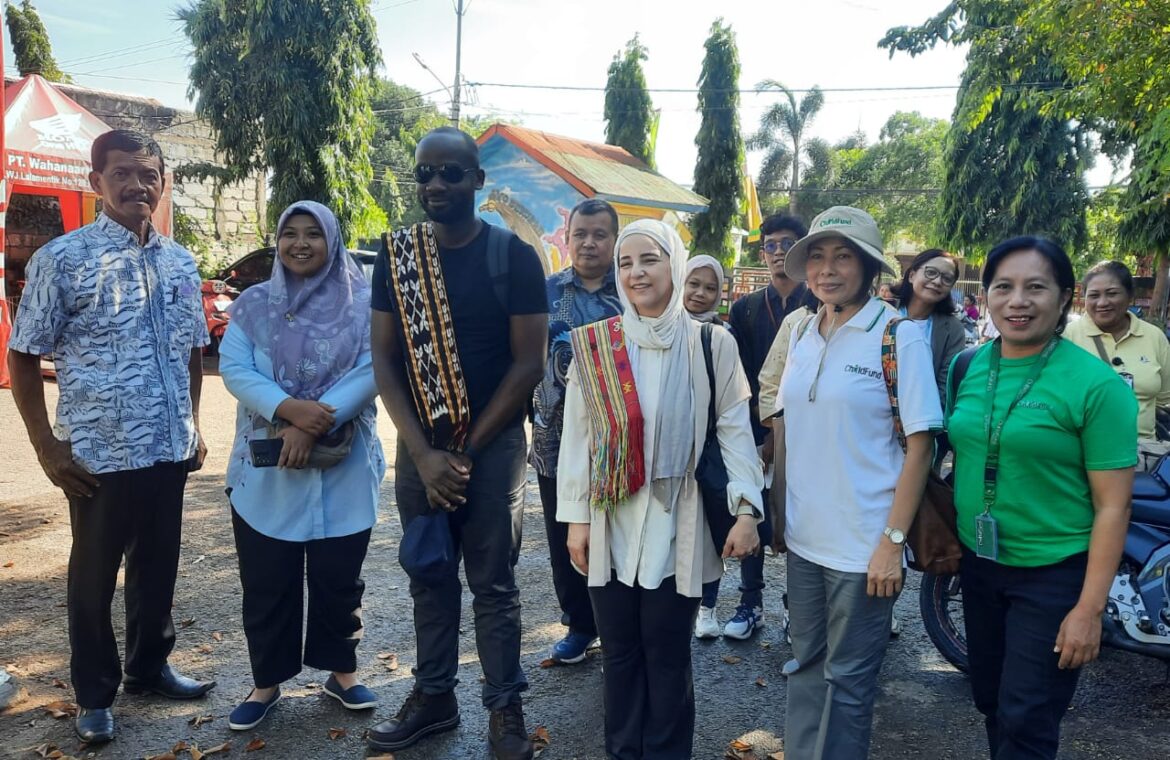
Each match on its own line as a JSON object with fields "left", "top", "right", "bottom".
{"left": 747, "top": 80, "right": 825, "bottom": 209}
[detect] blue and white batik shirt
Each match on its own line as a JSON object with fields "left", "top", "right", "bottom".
{"left": 10, "top": 213, "right": 209, "bottom": 474}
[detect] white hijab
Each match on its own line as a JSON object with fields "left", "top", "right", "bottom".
{"left": 685, "top": 254, "right": 726, "bottom": 323}
{"left": 614, "top": 219, "right": 694, "bottom": 481}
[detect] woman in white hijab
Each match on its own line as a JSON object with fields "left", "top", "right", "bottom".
{"left": 557, "top": 219, "right": 764, "bottom": 759}
{"left": 684, "top": 254, "right": 726, "bottom": 325}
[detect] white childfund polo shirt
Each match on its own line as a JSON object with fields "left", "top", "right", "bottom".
{"left": 778, "top": 297, "right": 943, "bottom": 573}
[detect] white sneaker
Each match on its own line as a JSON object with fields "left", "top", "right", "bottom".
{"left": 694, "top": 605, "right": 720, "bottom": 639}
{"left": 723, "top": 605, "right": 764, "bottom": 640}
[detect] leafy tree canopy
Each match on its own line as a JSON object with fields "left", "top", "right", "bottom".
{"left": 604, "top": 35, "right": 656, "bottom": 168}
{"left": 5, "top": 0, "right": 69, "bottom": 82}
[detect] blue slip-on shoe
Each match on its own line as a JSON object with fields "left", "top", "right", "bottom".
{"left": 228, "top": 688, "right": 282, "bottom": 731}
{"left": 323, "top": 674, "right": 378, "bottom": 710}
{"left": 549, "top": 631, "right": 598, "bottom": 665}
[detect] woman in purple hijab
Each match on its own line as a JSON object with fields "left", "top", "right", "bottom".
{"left": 219, "top": 201, "right": 386, "bottom": 730}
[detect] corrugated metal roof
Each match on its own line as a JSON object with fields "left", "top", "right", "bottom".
{"left": 480, "top": 124, "right": 708, "bottom": 213}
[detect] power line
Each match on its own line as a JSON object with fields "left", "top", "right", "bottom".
{"left": 467, "top": 81, "right": 1062, "bottom": 95}
{"left": 56, "top": 37, "right": 180, "bottom": 67}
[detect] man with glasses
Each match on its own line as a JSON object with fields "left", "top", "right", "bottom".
{"left": 705, "top": 213, "right": 809, "bottom": 641}
{"left": 367, "top": 126, "right": 549, "bottom": 760}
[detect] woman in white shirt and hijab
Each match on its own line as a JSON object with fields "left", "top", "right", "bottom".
{"left": 558, "top": 220, "right": 764, "bottom": 760}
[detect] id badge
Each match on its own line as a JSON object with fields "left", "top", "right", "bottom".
{"left": 974, "top": 513, "right": 999, "bottom": 560}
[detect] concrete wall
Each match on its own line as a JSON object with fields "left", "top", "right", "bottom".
{"left": 53, "top": 81, "right": 267, "bottom": 267}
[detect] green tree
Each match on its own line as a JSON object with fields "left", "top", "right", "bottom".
{"left": 881, "top": 1, "right": 1089, "bottom": 258}
{"left": 692, "top": 18, "right": 744, "bottom": 267}
{"left": 367, "top": 78, "right": 448, "bottom": 228}
{"left": 747, "top": 80, "right": 824, "bottom": 212}
{"left": 604, "top": 35, "right": 656, "bottom": 168}
{"left": 179, "top": 0, "right": 385, "bottom": 243}
{"left": 5, "top": 1, "right": 69, "bottom": 81}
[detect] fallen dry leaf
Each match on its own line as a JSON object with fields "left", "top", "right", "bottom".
{"left": 2, "top": 561, "right": 14, "bottom": 568}
{"left": 51, "top": 678, "right": 67, "bottom": 689}
{"left": 192, "top": 554, "right": 206, "bottom": 564}
{"left": 759, "top": 640, "right": 772, "bottom": 650}
{"left": 45, "top": 751, "right": 66, "bottom": 760}
{"left": 211, "top": 631, "right": 223, "bottom": 642}
{"left": 376, "top": 652, "right": 393, "bottom": 660}
{"left": 190, "top": 751, "right": 203, "bottom": 760}
{"left": 530, "top": 725, "right": 551, "bottom": 757}
{"left": 327, "top": 727, "right": 347, "bottom": 740}
{"left": 769, "top": 752, "right": 785, "bottom": 759}
{"left": 172, "top": 741, "right": 190, "bottom": 752}
{"left": 245, "top": 737, "right": 266, "bottom": 752}
{"left": 33, "top": 744, "right": 56, "bottom": 759}
{"left": 42, "top": 700, "right": 78, "bottom": 719}
{"left": 202, "top": 741, "right": 231, "bottom": 755}
{"left": 195, "top": 644, "right": 214, "bottom": 655}
{"left": 730, "top": 739, "right": 753, "bottom": 751}
{"left": 189, "top": 714, "right": 214, "bottom": 728}
{"left": 144, "top": 753, "right": 177, "bottom": 760}
{"left": 383, "top": 654, "right": 400, "bottom": 671}
{"left": 538, "top": 658, "right": 558, "bottom": 669}
{"left": 721, "top": 655, "right": 743, "bottom": 665}
{"left": 755, "top": 677, "right": 768, "bottom": 688}
{"left": 180, "top": 618, "right": 196, "bottom": 628}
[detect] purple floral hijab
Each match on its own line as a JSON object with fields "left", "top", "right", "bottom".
{"left": 229, "top": 201, "right": 371, "bottom": 400}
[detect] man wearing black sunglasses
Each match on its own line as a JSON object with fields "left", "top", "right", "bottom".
{"left": 369, "top": 126, "right": 548, "bottom": 760}
{"left": 712, "top": 213, "right": 809, "bottom": 642}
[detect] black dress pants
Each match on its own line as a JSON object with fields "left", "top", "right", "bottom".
{"left": 231, "top": 508, "right": 371, "bottom": 688}
{"left": 537, "top": 474, "right": 596, "bottom": 638}
{"left": 66, "top": 461, "right": 188, "bottom": 709}
{"left": 589, "top": 574, "right": 702, "bottom": 760}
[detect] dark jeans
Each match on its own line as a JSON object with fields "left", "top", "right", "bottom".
{"left": 66, "top": 461, "right": 188, "bottom": 708}
{"left": 701, "top": 488, "right": 770, "bottom": 609}
{"left": 231, "top": 508, "right": 370, "bottom": 688}
{"left": 961, "top": 548, "right": 1088, "bottom": 760}
{"left": 536, "top": 474, "right": 596, "bottom": 638}
{"left": 395, "top": 424, "right": 529, "bottom": 710}
{"left": 589, "top": 574, "right": 701, "bottom": 760}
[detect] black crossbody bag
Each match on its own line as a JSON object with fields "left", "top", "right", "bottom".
{"left": 696, "top": 323, "right": 736, "bottom": 554}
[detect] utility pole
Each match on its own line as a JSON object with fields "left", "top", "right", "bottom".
{"left": 450, "top": 0, "right": 464, "bottom": 127}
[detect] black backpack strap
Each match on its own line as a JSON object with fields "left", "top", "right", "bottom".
{"left": 946, "top": 346, "right": 979, "bottom": 417}
{"left": 485, "top": 223, "right": 511, "bottom": 312}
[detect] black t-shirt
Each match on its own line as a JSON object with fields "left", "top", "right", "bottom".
{"left": 372, "top": 223, "right": 549, "bottom": 423}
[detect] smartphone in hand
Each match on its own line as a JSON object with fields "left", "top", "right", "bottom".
{"left": 249, "top": 438, "right": 284, "bottom": 468}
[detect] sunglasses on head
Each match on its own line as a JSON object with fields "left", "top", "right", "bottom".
{"left": 921, "top": 265, "right": 957, "bottom": 287}
{"left": 762, "top": 238, "right": 796, "bottom": 255}
{"left": 413, "top": 164, "right": 477, "bottom": 184}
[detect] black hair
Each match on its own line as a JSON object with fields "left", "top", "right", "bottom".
{"left": 760, "top": 213, "right": 808, "bottom": 240}
{"left": 419, "top": 126, "right": 480, "bottom": 165}
{"left": 91, "top": 129, "right": 164, "bottom": 173}
{"left": 963, "top": 293, "right": 976, "bottom": 306}
{"left": 893, "top": 248, "right": 958, "bottom": 317}
{"left": 568, "top": 198, "right": 619, "bottom": 236}
{"left": 982, "top": 236, "right": 1076, "bottom": 332}
{"left": 1083, "top": 260, "right": 1135, "bottom": 298}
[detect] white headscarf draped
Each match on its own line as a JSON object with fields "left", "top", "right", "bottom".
{"left": 685, "top": 254, "right": 725, "bottom": 323}
{"left": 614, "top": 219, "right": 694, "bottom": 481}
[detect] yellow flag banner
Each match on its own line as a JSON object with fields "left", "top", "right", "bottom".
{"left": 743, "top": 168, "right": 763, "bottom": 243}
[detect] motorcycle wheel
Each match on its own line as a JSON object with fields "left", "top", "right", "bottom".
{"left": 919, "top": 572, "right": 969, "bottom": 673}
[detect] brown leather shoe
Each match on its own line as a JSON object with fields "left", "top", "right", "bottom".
{"left": 367, "top": 686, "right": 459, "bottom": 752}
{"left": 489, "top": 702, "right": 533, "bottom": 760}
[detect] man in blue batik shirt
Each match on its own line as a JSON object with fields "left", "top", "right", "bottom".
{"left": 8, "top": 130, "right": 215, "bottom": 745}
{"left": 531, "top": 199, "right": 623, "bottom": 665}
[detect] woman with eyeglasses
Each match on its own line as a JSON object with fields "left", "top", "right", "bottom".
{"left": 1063, "top": 260, "right": 1170, "bottom": 470}
{"left": 947, "top": 238, "right": 1135, "bottom": 758}
{"left": 775, "top": 207, "right": 942, "bottom": 759}
{"left": 893, "top": 249, "right": 967, "bottom": 407}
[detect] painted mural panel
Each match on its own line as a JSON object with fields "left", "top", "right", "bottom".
{"left": 477, "top": 137, "right": 580, "bottom": 274}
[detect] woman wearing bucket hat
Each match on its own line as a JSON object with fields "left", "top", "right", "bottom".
{"left": 557, "top": 219, "right": 764, "bottom": 758}
{"left": 774, "top": 206, "right": 942, "bottom": 758}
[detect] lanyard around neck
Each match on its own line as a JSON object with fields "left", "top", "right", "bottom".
{"left": 981, "top": 336, "right": 1059, "bottom": 512}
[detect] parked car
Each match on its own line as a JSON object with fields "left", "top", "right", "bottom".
{"left": 200, "top": 247, "right": 377, "bottom": 356}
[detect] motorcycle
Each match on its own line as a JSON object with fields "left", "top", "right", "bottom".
{"left": 201, "top": 279, "right": 237, "bottom": 356}
{"left": 921, "top": 455, "right": 1170, "bottom": 672}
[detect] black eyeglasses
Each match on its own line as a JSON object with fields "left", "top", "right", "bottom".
{"left": 921, "top": 265, "right": 958, "bottom": 287}
{"left": 413, "top": 164, "right": 478, "bottom": 184}
{"left": 762, "top": 239, "right": 796, "bottom": 255}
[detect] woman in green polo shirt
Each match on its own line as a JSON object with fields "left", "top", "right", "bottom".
{"left": 947, "top": 236, "right": 1136, "bottom": 760}
{"left": 1064, "top": 260, "right": 1170, "bottom": 470}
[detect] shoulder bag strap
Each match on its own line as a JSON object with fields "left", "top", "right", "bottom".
{"left": 1090, "top": 334, "right": 1112, "bottom": 364}
{"left": 485, "top": 224, "right": 511, "bottom": 312}
{"left": 880, "top": 318, "right": 907, "bottom": 452}
{"left": 946, "top": 346, "right": 980, "bottom": 418}
{"left": 701, "top": 322, "right": 718, "bottom": 438}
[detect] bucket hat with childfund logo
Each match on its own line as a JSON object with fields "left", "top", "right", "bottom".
{"left": 783, "top": 206, "right": 893, "bottom": 281}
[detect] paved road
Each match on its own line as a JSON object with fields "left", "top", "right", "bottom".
{"left": 2, "top": 370, "right": 1169, "bottom": 758}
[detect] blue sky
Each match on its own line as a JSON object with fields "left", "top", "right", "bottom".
{"left": 0, "top": 1, "right": 1120, "bottom": 188}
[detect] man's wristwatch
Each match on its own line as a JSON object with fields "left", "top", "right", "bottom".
{"left": 883, "top": 526, "right": 907, "bottom": 546}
